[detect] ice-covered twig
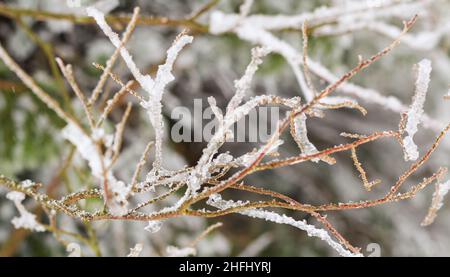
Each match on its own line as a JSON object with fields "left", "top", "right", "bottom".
{"left": 290, "top": 113, "right": 335, "bottom": 164}
{"left": 86, "top": 7, "right": 154, "bottom": 92}
{"left": 187, "top": 47, "right": 270, "bottom": 194}
{"left": 227, "top": 46, "right": 271, "bottom": 113}
{"left": 6, "top": 190, "right": 45, "bottom": 232}
{"left": 210, "top": 0, "right": 424, "bottom": 33}
{"left": 89, "top": 7, "right": 139, "bottom": 106}
{"left": 207, "top": 194, "right": 362, "bottom": 257}
{"left": 314, "top": 20, "right": 450, "bottom": 51}
{"left": 88, "top": 6, "right": 193, "bottom": 171}
{"left": 402, "top": 59, "right": 432, "bottom": 161}
{"left": 61, "top": 122, "right": 130, "bottom": 216}
{"left": 209, "top": 2, "right": 445, "bottom": 133}
{"left": 142, "top": 31, "right": 193, "bottom": 170}
{"left": 422, "top": 180, "right": 450, "bottom": 226}
{"left": 307, "top": 57, "right": 443, "bottom": 131}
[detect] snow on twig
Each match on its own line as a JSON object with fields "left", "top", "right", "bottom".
{"left": 403, "top": 59, "right": 432, "bottom": 161}
{"left": 87, "top": 7, "right": 193, "bottom": 171}
{"left": 6, "top": 190, "right": 45, "bottom": 232}
{"left": 422, "top": 180, "right": 450, "bottom": 226}
{"left": 207, "top": 194, "right": 362, "bottom": 257}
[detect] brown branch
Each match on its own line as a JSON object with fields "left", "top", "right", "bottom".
{"left": 0, "top": 3, "right": 208, "bottom": 33}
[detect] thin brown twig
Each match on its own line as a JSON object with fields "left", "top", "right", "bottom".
{"left": 301, "top": 20, "right": 317, "bottom": 95}
{"left": 350, "top": 147, "right": 381, "bottom": 191}
{"left": 55, "top": 58, "right": 96, "bottom": 130}
{"left": 0, "top": 43, "right": 79, "bottom": 127}
{"left": 131, "top": 141, "right": 155, "bottom": 190}
{"left": 92, "top": 63, "right": 146, "bottom": 102}
{"left": 97, "top": 80, "right": 135, "bottom": 127}
{"left": 108, "top": 103, "right": 133, "bottom": 169}
{"left": 189, "top": 222, "right": 223, "bottom": 247}
{"left": 187, "top": 0, "right": 221, "bottom": 20}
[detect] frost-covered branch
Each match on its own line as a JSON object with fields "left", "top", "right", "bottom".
{"left": 207, "top": 193, "right": 361, "bottom": 257}
{"left": 402, "top": 59, "right": 432, "bottom": 161}
{"left": 87, "top": 6, "right": 192, "bottom": 172}
{"left": 422, "top": 180, "right": 450, "bottom": 226}
{"left": 6, "top": 189, "right": 45, "bottom": 232}
{"left": 208, "top": 0, "right": 446, "bottom": 133}
{"left": 1, "top": 2, "right": 450, "bottom": 257}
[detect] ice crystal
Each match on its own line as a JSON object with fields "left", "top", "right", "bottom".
{"left": 144, "top": 220, "right": 163, "bottom": 233}
{"left": 6, "top": 191, "right": 45, "bottom": 232}
{"left": 207, "top": 193, "right": 361, "bottom": 257}
{"left": 127, "top": 243, "right": 143, "bottom": 257}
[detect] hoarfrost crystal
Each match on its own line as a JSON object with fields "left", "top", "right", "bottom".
{"left": 6, "top": 191, "right": 45, "bottom": 232}
{"left": 144, "top": 220, "right": 163, "bottom": 233}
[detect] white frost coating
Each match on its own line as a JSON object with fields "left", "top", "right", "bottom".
{"left": 235, "top": 139, "right": 283, "bottom": 167}
{"left": 308, "top": 58, "right": 442, "bottom": 131}
{"left": 208, "top": 0, "right": 427, "bottom": 102}
{"left": 127, "top": 243, "right": 143, "bottom": 257}
{"left": 142, "top": 34, "right": 193, "bottom": 169}
{"left": 227, "top": 46, "right": 271, "bottom": 113}
{"left": 144, "top": 220, "right": 163, "bottom": 233}
{"left": 62, "top": 123, "right": 131, "bottom": 216}
{"left": 207, "top": 194, "right": 361, "bottom": 257}
{"left": 166, "top": 246, "right": 197, "bottom": 257}
{"left": 434, "top": 181, "right": 450, "bottom": 211}
{"left": 422, "top": 180, "right": 450, "bottom": 226}
{"left": 20, "top": 179, "right": 35, "bottom": 188}
{"left": 207, "top": 96, "right": 224, "bottom": 123}
{"left": 187, "top": 46, "right": 270, "bottom": 194}
{"left": 403, "top": 59, "right": 432, "bottom": 161}
{"left": 62, "top": 123, "right": 103, "bottom": 177}
{"left": 209, "top": 12, "right": 240, "bottom": 34}
{"left": 6, "top": 191, "right": 45, "bottom": 232}
{"left": 153, "top": 35, "right": 193, "bottom": 97}
{"left": 210, "top": 0, "right": 423, "bottom": 33}
{"left": 93, "top": 128, "right": 113, "bottom": 148}
{"left": 212, "top": 153, "right": 234, "bottom": 167}
{"left": 314, "top": 21, "right": 450, "bottom": 51}
{"left": 208, "top": 2, "right": 445, "bottom": 132}
{"left": 292, "top": 113, "right": 320, "bottom": 163}
{"left": 88, "top": 6, "right": 193, "bottom": 170}
{"left": 86, "top": 7, "right": 154, "bottom": 91}
{"left": 109, "top": 180, "right": 131, "bottom": 216}
{"left": 92, "top": 0, "right": 119, "bottom": 14}
{"left": 211, "top": 12, "right": 314, "bottom": 102}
